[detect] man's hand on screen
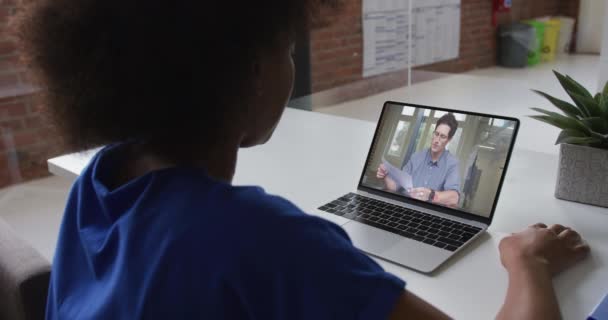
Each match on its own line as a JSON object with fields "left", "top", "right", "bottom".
{"left": 377, "top": 164, "right": 388, "bottom": 179}
{"left": 409, "top": 187, "right": 431, "bottom": 201}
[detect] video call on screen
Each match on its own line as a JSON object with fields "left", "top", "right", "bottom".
{"left": 362, "top": 103, "right": 517, "bottom": 218}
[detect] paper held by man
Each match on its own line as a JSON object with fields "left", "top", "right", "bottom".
{"left": 382, "top": 158, "right": 413, "bottom": 191}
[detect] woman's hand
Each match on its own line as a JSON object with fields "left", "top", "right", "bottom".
{"left": 499, "top": 223, "right": 590, "bottom": 276}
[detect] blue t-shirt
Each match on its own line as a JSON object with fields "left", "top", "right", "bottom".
{"left": 46, "top": 144, "right": 405, "bottom": 319}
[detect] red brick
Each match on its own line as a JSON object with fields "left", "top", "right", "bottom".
{"left": 0, "top": 118, "right": 23, "bottom": 131}
{"left": 0, "top": 71, "right": 18, "bottom": 86}
{"left": 0, "top": 102, "right": 26, "bottom": 118}
{"left": 27, "top": 102, "right": 45, "bottom": 113}
{"left": 0, "top": 7, "right": 10, "bottom": 23}
{"left": 0, "top": 176, "right": 10, "bottom": 189}
{"left": 0, "top": 96, "right": 21, "bottom": 104}
{"left": 24, "top": 115, "right": 43, "bottom": 128}
{"left": 13, "top": 130, "right": 38, "bottom": 146}
{"left": 0, "top": 40, "right": 15, "bottom": 56}
{"left": 36, "top": 127, "right": 57, "bottom": 141}
{"left": 21, "top": 167, "right": 50, "bottom": 181}
{"left": 0, "top": 56, "right": 20, "bottom": 72}
{"left": 312, "top": 46, "right": 360, "bottom": 63}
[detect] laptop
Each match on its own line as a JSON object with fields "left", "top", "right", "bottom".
{"left": 315, "top": 101, "right": 519, "bottom": 273}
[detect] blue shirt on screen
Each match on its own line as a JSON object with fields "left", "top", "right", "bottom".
{"left": 403, "top": 148, "right": 461, "bottom": 193}
{"left": 46, "top": 143, "right": 405, "bottom": 319}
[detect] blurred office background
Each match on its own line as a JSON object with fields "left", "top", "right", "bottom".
{"left": 0, "top": 0, "right": 606, "bottom": 259}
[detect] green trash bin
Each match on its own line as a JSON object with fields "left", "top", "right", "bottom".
{"left": 524, "top": 20, "right": 545, "bottom": 66}
{"left": 498, "top": 23, "right": 535, "bottom": 68}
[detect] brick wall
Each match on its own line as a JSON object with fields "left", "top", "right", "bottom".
{"left": 560, "top": 0, "right": 581, "bottom": 18}
{"left": 0, "top": 95, "right": 63, "bottom": 188}
{"left": 559, "top": 0, "right": 581, "bottom": 52}
{"left": 310, "top": 0, "right": 581, "bottom": 92}
{"left": 0, "top": 1, "right": 26, "bottom": 86}
{"left": 310, "top": 0, "right": 363, "bottom": 93}
{"left": 0, "top": 0, "right": 63, "bottom": 189}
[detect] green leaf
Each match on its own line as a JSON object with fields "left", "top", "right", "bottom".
{"left": 553, "top": 71, "right": 594, "bottom": 112}
{"left": 553, "top": 70, "right": 593, "bottom": 98}
{"left": 556, "top": 135, "right": 602, "bottom": 145}
{"left": 532, "top": 90, "right": 582, "bottom": 118}
{"left": 529, "top": 113, "right": 589, "bottom": 133}
{"left": 601, "top": 95, "right": 608, "bottom": 115}
{"left": 562, "top": 128, "right": 587, "bottom": 137}
{"left": 581, "top": 117, "right": 608, "bottom": 134}
{"left": 555, "top": 129, "right": 589, "bottom": 145}
{"left": 565, "top": 73, "right": 594, "bottom": 98}
{"left": 555, "top": 129, "right": 608, "bottom": 147}
{"left": 598, "top": 81, "right": 608, "bottom": 114}
{"left": 530, "top": 109, "right": 608, "bottom": 143}
{"left": 595, "top": 93, "right": 602, "bottom": 104}
{"left": 589, "top": 130, "right": 608, "bottom": 141}
{"left": 569, "top": 90, "right": 601, "bottom": 117}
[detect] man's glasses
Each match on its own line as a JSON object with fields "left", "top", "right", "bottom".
{"left": 432, "top": 131, "right": 449, "bottom": 141}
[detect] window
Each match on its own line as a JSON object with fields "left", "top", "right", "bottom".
{"left": 492, "top": 119, "right": 507, "bottom": 127}
{"left": 401, "top": 106, "right": 416, "bottom": 116}
{"left": 388, "top": 120, "right": 410, "bottom": 156}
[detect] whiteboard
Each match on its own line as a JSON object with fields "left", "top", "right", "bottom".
{"left": 363, "top": 0, "right": 461, "bottom": 77}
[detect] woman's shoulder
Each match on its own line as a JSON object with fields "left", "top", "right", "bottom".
{"left": 173, "top": 183, "right": 345, "bottom": 246}
{"left": 173, "top": 186, "right": 352, "bottom": 269}
{"left": 227, "top": 186, "right": 305, "bottom": 217}
{"left": 224, "top": 186, "right": 344, "bottom": 239}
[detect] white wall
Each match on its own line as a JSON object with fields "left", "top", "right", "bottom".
{"left": 598, "top": 0, "right": 608, "bottom": 88}
{"left": 578, "top": 0, "right": 606, "bottom": 54}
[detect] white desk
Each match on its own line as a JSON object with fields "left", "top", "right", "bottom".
{"left": 318, "top": 73, "right": 572, "bottom": 155}
{"left": 48, "top": 107, "right": 608, "bottom": 319}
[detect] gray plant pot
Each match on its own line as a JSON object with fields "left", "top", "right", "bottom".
{"left": 555, "top": 143, "right": 608, "bottom": 207}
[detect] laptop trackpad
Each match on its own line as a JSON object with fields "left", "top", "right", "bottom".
{"left": 343, "top": 220, "right": 401, "bottom": 254}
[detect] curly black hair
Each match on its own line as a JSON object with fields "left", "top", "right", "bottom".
{"left": 436, "top": 113, "right": 458, "bottom": 139}
{"left": 15, "top": 0, "right": 338, "bottom": 161}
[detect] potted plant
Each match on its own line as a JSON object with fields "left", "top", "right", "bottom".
{"left": 531, "top": 70, "right": 608, "bottom": 207}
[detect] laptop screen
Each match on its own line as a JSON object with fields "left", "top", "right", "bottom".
{"left": 360, "top": 102, "right": 518, "bottom": 218}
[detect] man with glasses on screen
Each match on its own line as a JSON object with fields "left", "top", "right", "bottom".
{"left": 377, "top": 113, "right": 461, "bottom": 208}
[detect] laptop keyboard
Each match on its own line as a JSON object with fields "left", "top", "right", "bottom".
{"left": 318, "top": 193, "right": 482, "bottom": 252}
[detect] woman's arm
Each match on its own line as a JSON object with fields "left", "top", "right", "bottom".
{"left": 388, "top": 291, "right": 451, "bottom": 319}
{"left": 496, "top": 224, "right": 589, "bottom": 320}
{"left": 496, "top": 259, "right": 560, "bottom": 320}
{"left": 388, "top": 270, "right": 558, "bottom": 320}
{"left": 388, "top": 224, "right": 589, "bottom": 320}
